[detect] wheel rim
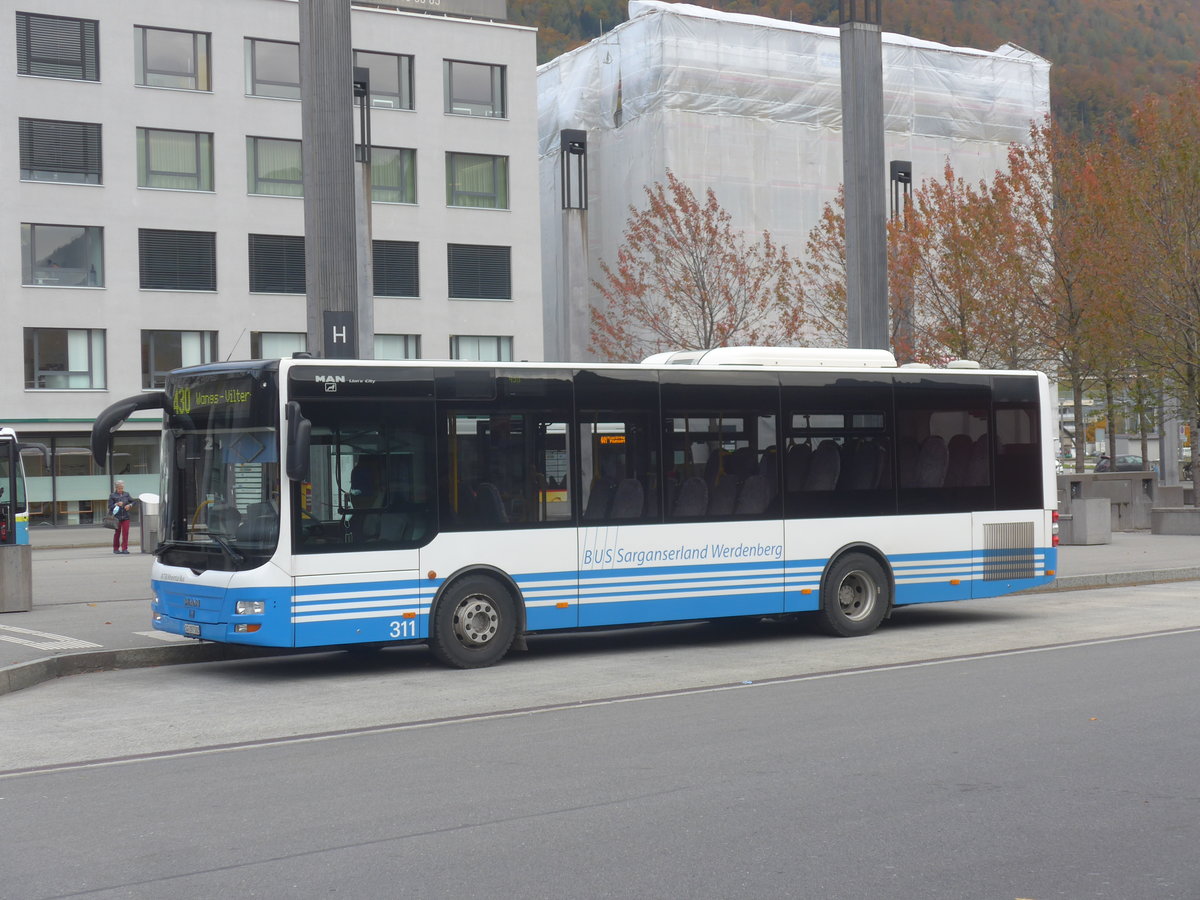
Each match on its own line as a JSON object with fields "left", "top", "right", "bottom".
{"left": 451, "top": 593, "right": 500, "bottom": 648}
{"left": 836, "top": 570, "right": 878, "bottom": 622}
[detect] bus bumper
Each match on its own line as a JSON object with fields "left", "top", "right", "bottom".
{"left": 151, "top": 578, "right": 292, "bottom": 646}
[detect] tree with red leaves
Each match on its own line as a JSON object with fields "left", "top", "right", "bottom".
{"left": 590, "top": 170, "right": 805, "bottom": 362}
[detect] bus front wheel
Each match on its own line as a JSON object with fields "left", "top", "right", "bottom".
{"left": 429, "top": 575, "right": 518, "bottom": 668}
{"left": 818, "top": 552, "right": 889, "bottom": 637}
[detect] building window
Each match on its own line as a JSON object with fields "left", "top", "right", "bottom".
{"left": 375, "top": 334, "right": 420, "bottom": 360}
{"left": 446, "top": 152, "right": 508, "bottom": 209}
{"left": 251, "top": 332, "right": 307, "bottom": 359}
{"left": 135, "top": 26, "right": 210, "bottom": 91}
{"left": 370, "top": 146, "right": 416, "bottom": 203}
{"left": 373, "top": 240, "right": 419, "bottom": 297}
{"left": 138, "top": 229, "right": 216, "bottom": 290}
{"left": 249, "top": 234, "right": 305, "bottom": 294}
{"left": 21, "top": 224, "right": 103, "bottom": 287}
{"left": 443, "top": 60, "right": 505, "bottom": 117}
{"left": 24, "top": 328, "right": 106, "bottom": 389}
{"left": 450, "top": 335, "right": 513, "bottom": 361}
{"left": 447, "top": 244, "right": 511, "bottom": 300}
{"left": 16, "top": 12, "right": 99, "bottom": 81}
{"left": 245, "top": 38, "right": 299, "bottom": 100}
{"left": 354, "top": 50, "right": 412, "bottom": 110}
{"left": 19, "top": 118, "right": 102, "bottom": 184}
{"left": 137, "top": 128, "right": 213, "bottom": 191}
{"left": 110, "top": 433, "right": 161, "bottom": 485}
{"left": 247, "top": 137, "right": 303, "bottom": 196}
{"left": 141, "top": 330, "right": 217, "bottom": 389}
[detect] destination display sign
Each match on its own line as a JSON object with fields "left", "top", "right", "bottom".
{"left": 172, "top": 375, "right": 256, "bottom": 416}
{"left": 167, "top": 369, "right": 276, "bottom": 428}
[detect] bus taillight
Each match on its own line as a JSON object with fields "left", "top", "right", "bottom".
{"left": 1052, "top": 510, "right": 1060, "bottom": 547}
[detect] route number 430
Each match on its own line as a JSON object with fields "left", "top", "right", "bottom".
{"left": 389, "top": 619, "right": 418, "bottom": 639}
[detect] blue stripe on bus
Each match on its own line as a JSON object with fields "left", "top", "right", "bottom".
{"left": 575, "top": 558, "right": 792, "bottom": 582}
{"left": 579, "top": 589, "right": 788, "bottom": 627}
{"left": 152, "top": 546, "right": 1056, "bottom": 646}
{"left": 294, "top": 578, "right": 424, "bottom": 596}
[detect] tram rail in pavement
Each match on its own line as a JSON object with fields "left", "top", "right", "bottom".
{"left": 2, "top": 526, "right": 1198, "bottom": 696}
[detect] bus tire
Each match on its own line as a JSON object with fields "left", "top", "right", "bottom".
{"left": 817, "top": 552, "right": 889, "bottom": 637}
{"left": 429, "top": 575, "right": 518, "bottom": 668}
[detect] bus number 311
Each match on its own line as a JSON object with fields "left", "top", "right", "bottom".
{"left": 389, "top": 619, "right": 417, "bottom": 639}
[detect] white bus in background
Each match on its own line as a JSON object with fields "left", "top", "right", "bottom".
{"left": 1, "top": 427, "right": 47, "bottom": 546}
{"left": 90, "top": 348, "right": 1058, "bottom": 668}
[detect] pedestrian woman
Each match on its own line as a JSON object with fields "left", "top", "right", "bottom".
{"left": 109, "top": 480, "right": 135, "bottom": 554}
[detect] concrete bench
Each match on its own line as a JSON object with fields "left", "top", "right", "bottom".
{"left": 1151, "top": 507, "right": 1200, "bottom": 535}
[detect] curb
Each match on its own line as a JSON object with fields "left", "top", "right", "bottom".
{"left": 0, "top": 643, "right": 288, "bottom": 697}
{"left": 1039, "top": 566, "right": 1200, "bottom": 592}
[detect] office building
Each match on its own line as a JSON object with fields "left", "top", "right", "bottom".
{"left": 3, "top": 0, "right": 540, "bottom": 524}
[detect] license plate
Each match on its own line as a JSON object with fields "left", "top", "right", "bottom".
{"left": 184, "top": 623, "right": 201, "bottom": 637}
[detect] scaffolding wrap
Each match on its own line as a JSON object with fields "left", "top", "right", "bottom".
{"left": 538, "top": 1, "right": 1050, "bottom": 360}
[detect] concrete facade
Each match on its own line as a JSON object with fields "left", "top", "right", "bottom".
{"left": 2, "top": 0, "right": 541, "bottom": 525}
{"left": 1058, "top": 472, "right": 1162, "bottom": 532}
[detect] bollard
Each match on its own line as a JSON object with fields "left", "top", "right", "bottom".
{"left": 0, "top": 544, "right": 33, "bottom": 612}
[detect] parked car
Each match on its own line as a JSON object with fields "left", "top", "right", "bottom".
{"left": 1094, "top": 454, "right": 1152, "bottom": 473}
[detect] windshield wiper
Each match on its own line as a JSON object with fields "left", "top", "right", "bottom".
{"left": 207, "top": 532, "right": 245, "bottom": 565}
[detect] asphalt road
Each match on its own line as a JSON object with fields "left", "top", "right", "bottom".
{"left": 2, "top": 583, "right": 1199, "bottom": 899}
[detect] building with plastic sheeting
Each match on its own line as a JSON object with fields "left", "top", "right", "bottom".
{"left": 538, "top": 0, "right": 1050, "bottom": 361}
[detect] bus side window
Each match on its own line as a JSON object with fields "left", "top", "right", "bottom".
{"left": 578, "top": 412, "right": 657, "bottom": 524}
{"left": 993, "top": 375, "right": 1042, "bottom": 510}
{"left": 442, "top": 402, "right": 573, "bottom": 531}
{"left": 894, "top": 375, "right": 993, "bottom": 513}
{"left": 663, "top": 411, "right": 776, "bottom": 521}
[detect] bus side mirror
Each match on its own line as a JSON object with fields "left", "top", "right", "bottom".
{"left": 286, "top": 401, "right": 311, "bottom": 483}
{"left": 91, "top": 393, "right": 167, "bottom": 467}
{"left": 17, "top": 442, "right": 49, "bottom": 464}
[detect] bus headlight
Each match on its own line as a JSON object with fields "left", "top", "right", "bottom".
{"left": 235, "top": 600, "right": 265, "bottom": 615}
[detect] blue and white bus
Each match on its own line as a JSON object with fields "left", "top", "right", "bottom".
{"left": 1, "top": 427, "right": 47, "bottom": 546}
{"left": 90, "top": 348, "right": 1058, "bottom": 667}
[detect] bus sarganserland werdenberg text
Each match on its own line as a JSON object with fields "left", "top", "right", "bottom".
{"left": 90, "top": 347, "right": 1058, "bottom": 668}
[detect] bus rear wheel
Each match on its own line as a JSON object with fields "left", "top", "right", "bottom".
{"left": 817, "top": 552, "right": 889, "bottom": 637}
{"left": 430, "top": 575, "right": 518, "bottom": 668}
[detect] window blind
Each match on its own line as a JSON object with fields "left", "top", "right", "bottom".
{"left": 138, "top": 229, "right": 216, "bottom": 290}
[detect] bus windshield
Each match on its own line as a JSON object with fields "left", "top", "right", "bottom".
{"left": 1, "top": 432, "right": 28, "bottom": 546}
{"left": 0, "top": 444, "right": 26, "bottom": 509}
{"left": 159, "top": 367, "right": 280, "bottom": 571}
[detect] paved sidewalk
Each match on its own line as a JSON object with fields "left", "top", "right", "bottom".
{"left": 2, "top": 525, "right": 1198, "bottom": 696}
{"left": 28, "top": 524, "right": 139, "bottom": 551}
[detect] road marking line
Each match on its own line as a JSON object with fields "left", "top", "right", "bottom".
{"left": 0, "top": 624, "right": 102, "bottom": 650}
{"left": 133, "top": 630, "right": 191, "bottom": 643}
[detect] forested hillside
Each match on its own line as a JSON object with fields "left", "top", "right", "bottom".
{"left": 510, "top": 0, "right": 1200, "bottom": 134}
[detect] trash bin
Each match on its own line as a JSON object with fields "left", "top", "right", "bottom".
{"left": 139, "top": 492, "right": 160, "bottom": 554}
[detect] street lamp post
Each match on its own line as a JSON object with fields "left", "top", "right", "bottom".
{"left": 840, "top": 0, "right": 888, "bottom": 351}
{"left": 889, "top": 159, "right": 912, "bottom": 360}
{"left": 548, "top": 129, "right": 590, "bottom": 361}
{"left": 299, "top": 0, "right": 374, "bottom": 360}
